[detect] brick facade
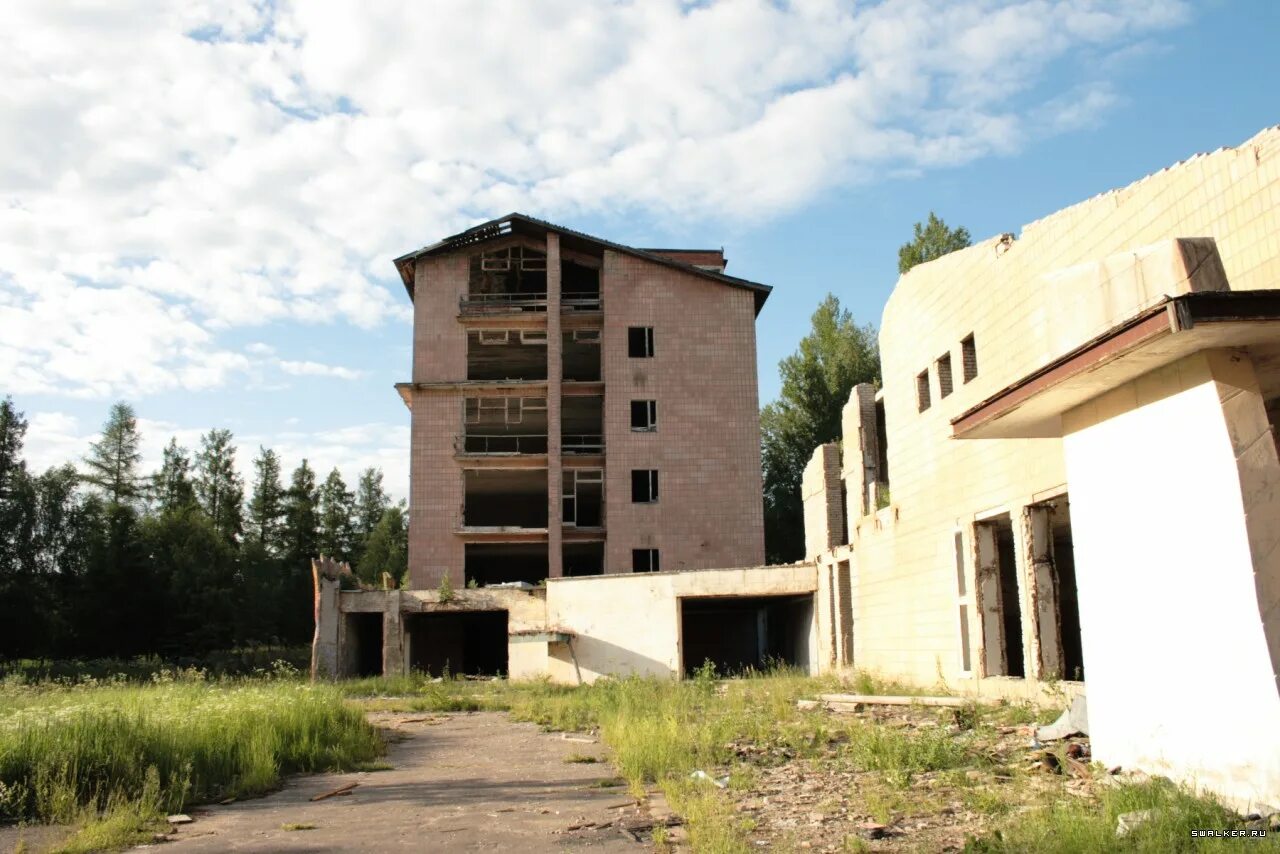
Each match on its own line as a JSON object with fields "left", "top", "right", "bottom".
{"left": 399, "top": 219, "right": 766, "bottom": 588}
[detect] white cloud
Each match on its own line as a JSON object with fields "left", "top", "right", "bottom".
{"left": 0, "top": 0, "right": 1190, "bottom": 399}
{"left": 277, "top": 359, "right": 364, "bottom": 381}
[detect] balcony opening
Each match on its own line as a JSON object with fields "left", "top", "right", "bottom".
{"left": 463, "top": 246, "right": 548, "bottom": 313}
{"left": 407, "top": 610, "right": 508, "bottom": 677}
{"left": 562, "top": 260, "right": 600, "bottom": 310}
{"left": 465, "top": 542, "right": 548, "bottom": 586}
{"left": 563, "top": 330, "right": 601, "bottom": 381}
{"left": 467, "top": 330, "right": 547, "bottom": 381}
{"left": 975, "top": 514, "right": 1024, "bottom": 678}
{"left": 564, "top": 542, "right": 604, "bottom": 577}
{"left": 463, "top": 469, "right": 548, "bottom": 528}
{"left": 680, "top": 594, "right": 813, "bottom": 677}
{"left": 462, "top": 396, "right": 547, "bottom": 455}
{"left": 562, "top": 395, "right": 603, "bottom": 454}
{"left": 343, "top": 612, "right": 383, "bottom": 677}
{"left": 562, "top": 468, "right": 603, "bottom": 527}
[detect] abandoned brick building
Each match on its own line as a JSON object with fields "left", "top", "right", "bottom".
{"left": 392, "top": 214, "right": 769, "bottom": 589}
{"left": 314, "top": 127, "right": 1280, "bottom": 809}
{"left": 802, "top": 126, "right": 1280, "bottom": 807}
{"left": 314, "top": 215, "right": 801, "bottom": 683}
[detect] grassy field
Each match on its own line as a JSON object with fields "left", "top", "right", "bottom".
{"left": 336, "top": 670, "right": 1263, "bottom": 854}
{"left": 1, "top": 666, "right": 1267, "bottom": 853}
{"left": 0, "top": 666, "right": 382, "bottom": 852}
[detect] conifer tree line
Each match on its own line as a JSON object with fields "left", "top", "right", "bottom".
{"left": 0, "top": 397, "right": 407, "bottom": 660}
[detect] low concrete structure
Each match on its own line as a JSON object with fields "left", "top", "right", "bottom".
{"left": 314, "top": 560, "right": 828, "bottom": 683}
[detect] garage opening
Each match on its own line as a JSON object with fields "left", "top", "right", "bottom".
{"left": 975, "top": 514, "right": 1024, "bottom": 678}
{"left": 563, "top": 541, "right": 604, "bottom": 576}
{"left": 344, "top": 612, "right": 383, "bottom": 677}
{"left": 680, "top": 594, "right": 813, "bottom": 677}
{"left": 407, "top": 611, "right": 508, "bottom": 677}
{"left": 465, "top": 542, "right": 548, "bottom": 586}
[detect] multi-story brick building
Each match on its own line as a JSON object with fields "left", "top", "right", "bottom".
{"left": 391, "top": 214, "right": 769, "bottom": 590}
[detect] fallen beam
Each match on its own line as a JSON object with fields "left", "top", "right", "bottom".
{"left": 805, "top": 693, "right": 1002, "bottom": 710}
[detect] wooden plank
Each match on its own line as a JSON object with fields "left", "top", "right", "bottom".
{"left": 816, "top": 694, "right": 998, "bottom": 708}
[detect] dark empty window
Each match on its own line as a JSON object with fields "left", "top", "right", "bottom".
{"left": 631, "top": 400, "right": 657, "bottom": 431}
{"left": 917, "top": 370, "right": 931, "bottom": 412}
{"left": 628, "top": 326, "right": 654, "bottom": 358}
{"left": 937, "top": 353, "right": 953, "bottom": 398}
{"left": 961, "top": 334, "right": 978, "bottom": 383}
{"left": 631, "top": 469, "right": 659, "bottom": 502}
{"left": 632, "top": 548, "right": 660, "bottom": 573}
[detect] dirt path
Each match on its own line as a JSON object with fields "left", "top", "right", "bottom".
{"left": 151, "top": 712, "right": 646, "bottom": 853}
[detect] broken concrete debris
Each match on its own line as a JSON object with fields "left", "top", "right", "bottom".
{"left": 1036, "top": 695, "right": 1089, "bottom": 741}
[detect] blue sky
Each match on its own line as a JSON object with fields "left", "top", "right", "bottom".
{"left": 2, "top": 0, "right": 1277, "bottom": 501}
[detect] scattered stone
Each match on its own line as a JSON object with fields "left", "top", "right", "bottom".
{"left": 1116, "top": 809, "right": 1155, "bottom": 837}
{"left": 856, "top": 821, "right": 889, "bottom": 840}
{"left": 166, "top": 814, "right": 193, "bottom": 825}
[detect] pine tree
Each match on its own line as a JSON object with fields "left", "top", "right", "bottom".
{"left": 195, "top": 429, "right": 244, "bottom": 543}
{"left": 353, "top": 467, "right": 389, "bottom": 546}
{"left": 358, "top": 503, "right": 408, "bottom": 586}
{"left": 82, "top": 401, "right": 144, "bottom": 506}
{"left": 318, "top": 467, "right": 355, "bottom": 562}
{"left": 897, "top": 212, "right": 972, "bottom": 274}
{"left": 153, "top": 438, "right": 197, "bottom": 514}
{"left": 246, "top": 447, "right": 286, "bottom": 554}
{"left": 0, "top": 398, "right": 31, "bottom": 571}
{"left": 761, "top": 295, "right": 880, "bottom": 562}
{"left": 280, "top": 459, "right": 320, "bottom": 642}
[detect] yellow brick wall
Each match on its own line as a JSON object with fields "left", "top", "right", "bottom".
{"left": 843, "top": 126, "right": 1280, "bottom": 692}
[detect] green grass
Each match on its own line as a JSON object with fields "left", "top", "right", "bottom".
{"left": 965, "top": 777, "right": 1270, "bottom": 853}
{"left": 0, "top": 674, "right": 382, "bottom": 851}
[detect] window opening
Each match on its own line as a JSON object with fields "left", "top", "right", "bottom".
{"left": 631, "top": 469, "right": 659, "bottom": 503}
{"left": 633, "top": 548, "right": 660, "bottom": 573}
{"left": 631, "top": 400, "right": 657, "bottom": 431}
{"left": 961, "top": 334, "right": 978, "bottom": 383}
{"left": 937, "top": 353, "right": 953, "bottom": 398}
{"left": 628, "top": 327, "right": 655, "bottom": 358}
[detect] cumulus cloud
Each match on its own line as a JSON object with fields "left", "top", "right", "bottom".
{"left": 277, "top": 359, "right": 364, "bottom": 380}
{"left": 0, "top": 0, "right": 1189, "bottom": 399}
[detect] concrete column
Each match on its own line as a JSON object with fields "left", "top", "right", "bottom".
{"left": 546, "top": 233, "right": 563, "bottom": 578}
{"left": 381, "top": 590, "right": 405, "bottom": 677}
{"left": 310, "top": 572, "right": 341, "bottom": 680}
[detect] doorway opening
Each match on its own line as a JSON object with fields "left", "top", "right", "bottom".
{"left": 975, "top": 514, "right": 1024, "bottom": 678}
{"left": 407, "top": 610, "right": 508, "bottom": 677}
{"left": 1028, "top": 497, "right": 1084, "bottom": 681}
{"left": 344, "top": 612, "right": 383, "bottom": 677}
{"left": 680, "top": 594, "right": 812, "bottom": 677}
